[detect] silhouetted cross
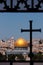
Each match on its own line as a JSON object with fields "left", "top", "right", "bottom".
{"left": 21, "top": 20, "right": 41, "bottom": 65}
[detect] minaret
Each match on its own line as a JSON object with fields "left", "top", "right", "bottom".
{"left": 10, "top": 36, "right": 15, "bottom": 49}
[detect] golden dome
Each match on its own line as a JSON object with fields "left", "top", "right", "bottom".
{"left": 15, "top": 38, "right": 28, "bottom": 47}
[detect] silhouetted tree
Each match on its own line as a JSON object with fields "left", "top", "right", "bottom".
{"left": 39, "top": 40, "right": 42, "bottom": 44}
{"left": 0, "top": 53, "right": 7, "bottom": 60}
{"left": 32, "top": 52, "right": 43, "bottom": 61}
{"left": 8, "top": 54, "right": 15, "bottom": 61}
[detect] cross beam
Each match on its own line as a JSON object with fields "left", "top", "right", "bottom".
{"left": 21, "top": 20, "right": 41, "bottom": 65}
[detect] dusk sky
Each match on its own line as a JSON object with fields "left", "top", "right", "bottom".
{"left": 0, "top": 13, "right": 43, "bottom": 41}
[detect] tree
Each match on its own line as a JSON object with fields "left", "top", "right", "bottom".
{"left": 39, "top": 40, "right": 42, "bottom": 44}
{"left": 8, "top": 54, "right": 15, "bottom": 61}
{"left": 32, "top": 52, "right": 43, "bottom": 61}
{"left": 39, "top": 40, "right": 42, "bottom": 52}
{"left": 0, "top": 53, "right": 7, "bottom": 60}
{"left": 14, "top": 54, "right": 25, "bottom": 61}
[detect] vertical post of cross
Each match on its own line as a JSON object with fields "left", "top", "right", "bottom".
{"left": 30, "top": 21, "right": 33, "bottom": 63}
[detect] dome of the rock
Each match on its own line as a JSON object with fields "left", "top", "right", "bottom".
{"left": 15, "top": 38, "right": 28, "bottom": 47}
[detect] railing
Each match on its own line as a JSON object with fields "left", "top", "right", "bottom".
{"left": 0, "top": 0, "right": 43, "bottom": 12}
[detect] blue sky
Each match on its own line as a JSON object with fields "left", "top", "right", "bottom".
{"left": 0, "top": 13, "right": 43, "bottom": 40}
